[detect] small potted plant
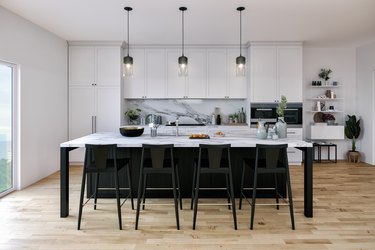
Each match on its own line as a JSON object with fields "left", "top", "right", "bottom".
{"left": 125, "top": 108, "right": 142, "bottom": 124}
{"left": 322, "top": 113, "right": 336, "bottom": 125}
{"left": 275, "top": 95, "right": 287, "bottom": 138}
{"left": 318, "top": 68, "right": 332, "bottom": 85}
{"left": 344, "top": 114, "right": 361, "bottom": 163}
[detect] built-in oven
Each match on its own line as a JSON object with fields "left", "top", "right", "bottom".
{"left": 250, "top": 103, "right": 303, "bottom": 127}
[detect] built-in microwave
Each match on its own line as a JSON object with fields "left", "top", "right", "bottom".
{"left": 250, "top": 103, "right": 303, "bottom": 127}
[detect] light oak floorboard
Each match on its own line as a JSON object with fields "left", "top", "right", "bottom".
{"left": 0, "top": 161, "right": 374, "bottom": 249}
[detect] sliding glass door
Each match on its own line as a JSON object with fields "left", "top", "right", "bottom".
{"left": 0, "top": 61, "right": 14, "bottom": 196}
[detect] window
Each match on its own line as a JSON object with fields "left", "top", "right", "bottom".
{"left": 0, "top": 61, "right": 16, "bottom": 196}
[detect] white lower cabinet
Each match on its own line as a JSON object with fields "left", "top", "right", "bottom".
{"left": 69, "top": 86, "right": 120, "bottom": 162}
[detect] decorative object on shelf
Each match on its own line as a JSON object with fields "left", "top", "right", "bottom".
{"left": 318, "top": 68, "right": 332, "bottom": 86}
{"left": 313, "top": 112, "right": 324, "bottom": 122}
{"left": 332, "top": 81, "right": 338, "bottom": 86}
{"left": 178, "top": 7, "right": 188, "bottom": 76}
{"left": 123, "top": 7, "right": 133, "bottom": 77}
{"left": 275, "top": 95, "right": 287, "bottom": 138}
{"left": 322, "top": 113, "right": 336, "bottom": 125}
{"left": 344, "top": 114, "right": 361, "bottom": 163}
{"left": 256, "top": 120, "right": 269, "bottom": 139}
{"left": 236, "top": 7, "right": 246, "bottom": 77}
{"left": 125, "top": 108, "right": 141, "bottom": 124}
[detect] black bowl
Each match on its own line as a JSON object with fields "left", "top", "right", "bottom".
{"left": 119, "top": 126, "right": 144, "bottom": 137}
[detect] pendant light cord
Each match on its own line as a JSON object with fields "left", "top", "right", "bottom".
{"left": 127, "top": 9, "right": 130, "bottom": 57}
{"left": 182, "top": 9, "right": 184, "bottom": 56}
{"left": 239, "top": 9, "right": 242, "bottom": 56}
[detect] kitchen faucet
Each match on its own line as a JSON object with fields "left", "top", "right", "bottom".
{"left": 175, "top": 117, "right": 179, "bottom": 136}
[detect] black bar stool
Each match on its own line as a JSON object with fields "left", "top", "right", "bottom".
{"left": 77, "top": 144, "right": 133, "bottom": 230}
{"left": 191, "top": 144, "right": 237, "bottom": 230}
{"left": 135, "top": 144, "right": 181, "bottom": 230}
{"left": 239, "top": 144, "right": 295, "bottom": 230}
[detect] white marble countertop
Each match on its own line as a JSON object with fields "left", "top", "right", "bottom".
{"left": 61, "top": 132, "right": 312, "bottom": 148}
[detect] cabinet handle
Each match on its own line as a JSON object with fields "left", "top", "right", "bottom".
{"left": 91, "top": 116, "right": 94, "bottom": 134}
{"left": 94, "top": 116, "right": 97, "bottom": 133}
{"left": 287, "top": 131, "right": 296, "bottom": 134}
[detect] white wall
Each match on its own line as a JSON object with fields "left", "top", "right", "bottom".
{"left": 303, "top": 47, "right": 357, "bottom": 159}
{"left": 356, "top": 42, "right": 375, "bottom": 165}
{"left": 0, "top": 6, "right": 68, "bottom": 188}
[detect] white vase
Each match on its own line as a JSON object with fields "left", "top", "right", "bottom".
{"left": 275, "top": 117, "right": 287, "bottom": 138}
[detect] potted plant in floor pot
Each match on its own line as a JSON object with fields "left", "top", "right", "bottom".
{"left": 125, "top": 108, "right": 142, "bottom": 125}
{"left": 344, "top": 114, "right": 361, "bottom": 163}
{"left": 275, "top": 95, "right": 287, "bottom": 138}
{"left": 318, "top": 68, "right": 332, "bottom": 86}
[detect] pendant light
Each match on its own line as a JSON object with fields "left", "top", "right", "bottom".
{"left": 236, "top": 7, "right": 246, "bottom": 77}
{"left": 123, "top": 7, "right": 133, "bottom": 77}
{"left": 178, "top": 7, "right": 188, "bottom": 76}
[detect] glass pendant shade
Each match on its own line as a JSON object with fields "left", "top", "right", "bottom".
{"left": 123, "top": 55, "right": 133, "bottom": 77}
{"left": 178, "top": 55, "right": 188, "bottom": 76}
{"left": 236, "top": 55, "right": 246, "bottom": 77}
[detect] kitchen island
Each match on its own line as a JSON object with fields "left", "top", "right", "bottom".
{"left": 60, "top": 131, "right": 313, "bottom": 218}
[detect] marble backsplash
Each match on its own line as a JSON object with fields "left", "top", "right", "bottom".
{"left": 125, "top": 99, "right": 247, "bottom": 125}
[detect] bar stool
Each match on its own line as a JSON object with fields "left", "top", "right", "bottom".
{"left": 77, "top": 144, "right": 134, "bottom": 230}
{"left": 191, "top": 144, "right": 237, "bottom": 230}
{"left": 135, "top": 144, "right": 181, "bottom": 230}
{"left": 239, "top": 144, "right": 295, "bottom": 230}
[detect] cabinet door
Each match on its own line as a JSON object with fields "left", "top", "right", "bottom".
{"left": 227, "top": 49, "right": 247, "bottom": 98}
{"left": 278, "top": 47, "right": 303, "bottom": 102}
{"left": 69, "top": 47, "right": 95, "bottom": 85}
{"left": 146, "top": 49, "right": 166, "bottom": 98}
{"left": 250, "top": 47, "right": 277, "bottom": 102}
{"left": 207, "top": 49, "right": 227, "bottom": 98}
{"left": 69, "top": 87, "right": 95, "bottom": 162}
{"left": 187, "top": 49, "right": 207, "bottom": 98}
{"left": 124, "top": 49, "right": 146, "bottom": 98}
{"left": 97, "top": 47, "right": 121, "bottom": 86}
{"left": 96, "top": 87, "right": 120, "bottom": 132}
{"left": 166, "top": 49, "right": 186, "bottom": 98}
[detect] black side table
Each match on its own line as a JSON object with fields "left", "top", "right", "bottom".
{"left": 313, "top": 142, "right": 337, "bottom": 163}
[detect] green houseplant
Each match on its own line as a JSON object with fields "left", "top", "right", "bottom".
{"left": 125, "top": 108, "right": 142, "bottom": 123}
{"left": 275, "top": 95, "right": 287, "bottom": 138}
{"left": 344, "top": 114, "right": 361, "bottom": 152}
{"left": 318, "top": 68, "right": 332, "bottom": 81}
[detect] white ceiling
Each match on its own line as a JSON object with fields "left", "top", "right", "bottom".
{"left": 1, "top": 0, "right": 375, "bottom": 46}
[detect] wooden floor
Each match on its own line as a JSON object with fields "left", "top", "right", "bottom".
{"left": 1, "top": 161, "right": 375, "bottom": 250}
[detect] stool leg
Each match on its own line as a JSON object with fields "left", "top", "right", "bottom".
{"left": 335, "top": 145, "right": 337, "bottom": 163}
{"left": 274, "top": 173, "right": 279, "bottom": 210}
{"left": 114, "top": 169, "right": 122, "bottom": 230}
{"left": 135, "top": 167, "right": 144, "bottom": 230}
{"left": 239, "top": 161, "right": 246, "bottom": 210}
{"left": 176, "top": 164, "right": 183, "bottom": 210}
{"left": 94, "top": 173, "right": 100, "bottom": 210}
{"left": 228, "top": 168, "right": 237, "bottom": 230}
{"left": 192, "top": 169, "right": 200, "bottom": 230}
{"left": 171, "top": 166, "right": 180, "bottom": 230}
{"left": 225, "top": 174, "right": 231, "bottom": 210}
{"left": 126, "top": 162, "right": 134, "bottom": 210}
{"left": 250, "top": 169, "right": 258, "bottom": 230}
{"left": 77, "top": 168, "right": 87, "bottom": 230}
{"left": 142, "top": 174, "right": 148, "bottom": 210}
{"left": 286, "top": 166, "right": 295, "bottom": 230}
{"left": 190, "top": 162, "right": 197, "bottom": 210}
{"left": 328, "top": 146, "right": 331, "bottom": 162}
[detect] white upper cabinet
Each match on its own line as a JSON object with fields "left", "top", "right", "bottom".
{"left": 69, "top": 47, "right": 96, "bottom": 85}
{"left": 187, "top": 49, "right": 207, "bottom": 98}
{"left": 250, "top": 43, "right": 302, "bottom": 103}
{"left": 146, "top": 49, "right": 166, "bottom": 98}
{"left": 277, "top": 46, "right": 303, "bottom": 102}
{"left": 124, "top": 48, "right": 146, "bottom": 98}
{"left": 166, "top": 49, "right": 186, "bottom": 98}
{"left": 69, "top": 46, "right": 121, "bottom": 86}
{"left": 207, "top": 49, "right": 227, "bottom": 98}
{"left": 227, "top": 49, "right": 247, "bottom": 98}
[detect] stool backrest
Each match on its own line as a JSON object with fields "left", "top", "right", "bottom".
{"left": 84, "top": 144, "right": 117, "bottom": 170}
{"left": 198, "top": 144, "right": 231, "bottom": 169}
{"left": 255, "top": 144, "right": 288, "bottom": 169}
{"left": 141, "top": 144, "right": 174, "bottom": 169}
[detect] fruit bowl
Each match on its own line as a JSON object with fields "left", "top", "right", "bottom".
{"left": 119, "top": 126, "right": 144, "bottom": 137}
